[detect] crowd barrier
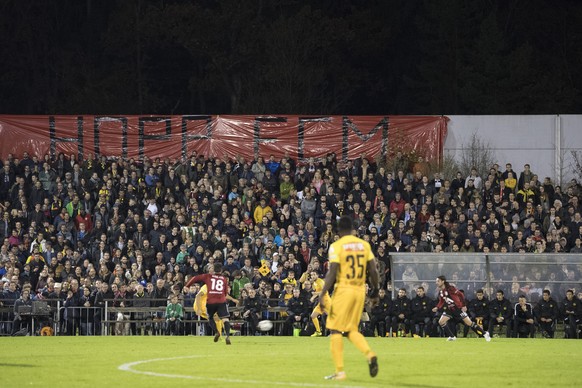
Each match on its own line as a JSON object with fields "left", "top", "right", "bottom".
{"left": 1, "top": 254, "right": 580, "bottom": 336}
{"left": 0, "top": 300, "right": 288, "bottom": 337}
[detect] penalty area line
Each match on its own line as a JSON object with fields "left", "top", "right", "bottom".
{"left": 118, "top": 355, "right": 368, "bottom": 388}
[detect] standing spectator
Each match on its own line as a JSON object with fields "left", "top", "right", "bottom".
{"left": 63, "top": 279, "right": 83, "bottom": 335}
{"left": 80, "top": 286, "right": 94, "bottom": 336}
{"left": 131, "top": 283, "right": 151, "bottom": 335}
{"left": 516, "top": 182, "right": 536, "bottom": 209}
{"left": 561, "top": 289, "right": 580, "bottom": 339}
{"left": 251, "top": 156, "right": 266, "bottom": 183}
{"left": 450, "top": 171, "right": 465, "bottom": 197}
{"left": 113, "top": 283, "right": 131, "bottom": 335}
{"left": 49, "top": 282, "right": 66, "bottom": 334}
{"left": 389, "top": 192, "right": 405, "bottom": 219}
{"left": 0, "top": 164, "right": 16, "bottom": 202}
{"left": 300, "top": 191, "right": 317, "bottom": 221}
{"left": 279, "top": 174, "right": 295, "bottom": 203}
{"left": 11, "top": 288, "right": 31, "bottom": 335}
{"left": 151, "top": 279, "right": 168, "bottom": 335}
{"left": 504, "top": 171, "right": 517, "bottom": 193}
{"left": 465, "top": 168, "right": 482, "bottom": 190}
{"left": 253, "top": 197, "right": 272, "bottom": 224}
{"left": 518, "top": 164, "right": 535, "bottom": 190}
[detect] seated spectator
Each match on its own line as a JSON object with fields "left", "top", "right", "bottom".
{"left": 282, "top": 288, "right": 309, "bottom": 336}
{"left": 561, "top": 290, "right": 580, "bottom": 339}
{"left": 242, "top": 288, "right": 263, "bottom": 335}
{"left": 535, "top": 289, "right": 559, "bottom": 338}
{"left": 488, "top": 290, "right": 512, "bottom": 337}
{"left": 165, "top": 294, "right": 183, "bottom": 335}
{"left": 410, "top": 286, "right": 434, "bottom": 337}
{"left": 390, "top": 288, "right": 411, "bottom": 337}
{"left": 464, "top": 289, "right": 489, "bottom": 338}
{"left": 513, "top": 295, "right": 535, "bottom": 338}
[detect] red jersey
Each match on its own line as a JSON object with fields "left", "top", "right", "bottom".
{"left": 186, "top": 274, "right": 229, "bottom": 304}
{"left": 436, "top": 284, "right": 465, "bottom": 310}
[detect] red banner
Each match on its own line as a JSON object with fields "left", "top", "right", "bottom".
{"left": 0, "top": 115, "right": 448, "bottom": 162}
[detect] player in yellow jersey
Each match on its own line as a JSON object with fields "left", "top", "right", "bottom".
{"left": 307, "top": 271, "right": 331, "bottom": 336}
{"left": 194, "top": 284, "right": 224, "bottom": 338}
{"left": 320, "top": 216, "right": 380, "bottom": 381}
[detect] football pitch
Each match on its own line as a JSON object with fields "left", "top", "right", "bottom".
{"left": 2, "top": 336, "right": 580, "bottom": 387}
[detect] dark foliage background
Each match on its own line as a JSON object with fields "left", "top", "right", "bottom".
{"left": 1, "top": 0, "right": 580, "bottom": 115}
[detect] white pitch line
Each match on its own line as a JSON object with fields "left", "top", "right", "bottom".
{"left": 118, "top": 355, "right": 372, "bottom": 388}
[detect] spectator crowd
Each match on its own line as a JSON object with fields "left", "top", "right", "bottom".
{"left": 0, "top": 150, "right": 581, "bottom": 337}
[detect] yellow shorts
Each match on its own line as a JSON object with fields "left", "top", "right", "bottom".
{"left": 194, "top": 286, "right": 208, "bottom": 318}
{"left": 194, "top": 285, "right": 223, "bottom": 324}
{"left": 326, "top": 285, "right": 365, "bottom": 333}
{"left": 312, "top": 294, "right": 332, "bottom": 315}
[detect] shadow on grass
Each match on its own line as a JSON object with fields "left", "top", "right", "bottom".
{"left": 0, "top": 363, "right": 37, "bottom": 367}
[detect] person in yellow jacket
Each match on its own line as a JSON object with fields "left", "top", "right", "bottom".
{"left": 253, "top": 197, "right": 273, "bottom": 224}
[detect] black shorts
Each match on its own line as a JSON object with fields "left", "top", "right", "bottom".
{"left": 207, "top": 303, "right": 229, "bottom": 319}
{"left": 442, "top": 308, "right": 468, "bottom": 321}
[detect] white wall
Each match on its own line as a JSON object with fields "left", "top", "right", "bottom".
{"left": 444, "top": 115, "right": 582, "bottom": 185}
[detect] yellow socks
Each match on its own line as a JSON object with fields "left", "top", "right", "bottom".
{"left": 330, "top": 333, "right": 344, "bottom": 373}
{"left": 312, "top": 317, "right": 321, "bottom": 333}
{"left": 347, "top": 331, "right": 372, "bottom": 357}
{"left": 215, "top": 316, "right": 224, "bottom": 336}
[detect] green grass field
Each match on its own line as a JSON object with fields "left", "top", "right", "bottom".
{"left": 1, "top": 336, "right": 581, "bottom": 387}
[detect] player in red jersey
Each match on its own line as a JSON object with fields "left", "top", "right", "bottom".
{"left": 434, "top": 275, "right": 491, "bottom": 342}
{"left": 185, "top": 263, "right": 232, "bottom": 345}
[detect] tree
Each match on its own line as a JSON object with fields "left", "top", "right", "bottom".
{"left": 458, "top": 132, "right": 496, "bottom": 179}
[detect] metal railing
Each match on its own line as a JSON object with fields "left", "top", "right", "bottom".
{"left": 1, "top": 254, "right": 579, "bottom": 336}
{"left": 0, "top": 299, "right": 288, "bottom": 336}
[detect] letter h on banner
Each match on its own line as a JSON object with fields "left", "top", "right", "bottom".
{"left": 49, "top": 116, "right": 85, "bottom": 160}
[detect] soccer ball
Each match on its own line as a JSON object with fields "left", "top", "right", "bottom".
{"left": 257, "top": 320, "right": 274, "bottom": 332}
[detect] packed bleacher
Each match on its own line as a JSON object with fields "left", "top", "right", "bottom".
{"left": 0, "top": 151, "right": 581, "bottom": 338}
